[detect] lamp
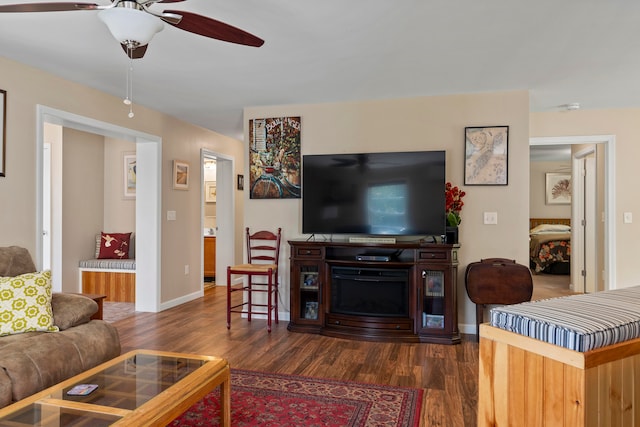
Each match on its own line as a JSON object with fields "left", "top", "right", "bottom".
{"left": 98, "top": 5, "right": 164, "bottom": 118}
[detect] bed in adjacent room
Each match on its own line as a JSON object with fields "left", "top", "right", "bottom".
{"left": 529, "top": 218, "right": 571, "bottom": 274}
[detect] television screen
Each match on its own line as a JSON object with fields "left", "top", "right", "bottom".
{"left": 302, "top": 151, "right": 446, "bottom": 236}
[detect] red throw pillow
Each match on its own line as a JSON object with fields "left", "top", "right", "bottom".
{"left": 98, "top": 232, "right": 131, "bottom": 259}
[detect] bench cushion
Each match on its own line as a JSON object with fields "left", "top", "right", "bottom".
{"left": 490, "top": 285, "right": 640, "bottom": 352}
{"left": 79, "top": 259, "right": 136, "bottom": 270}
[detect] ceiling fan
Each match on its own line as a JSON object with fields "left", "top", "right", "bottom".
{"left": 0, "top": 0, "right": 264, "bottom": 58}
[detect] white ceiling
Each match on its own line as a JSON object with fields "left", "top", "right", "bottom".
{"left": 1, "top": 0, "right": 639, "bottom": 140}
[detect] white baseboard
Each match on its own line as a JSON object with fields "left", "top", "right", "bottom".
{"left": 458, "top": 322, "right": 477, "bottom": 336}
{"left": 240, "top": 311, "right": 290, "bottom": 322}
{"left": 160, "top": 290, "right": 203, "bottom": 311}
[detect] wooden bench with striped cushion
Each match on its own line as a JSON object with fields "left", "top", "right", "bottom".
{"left": 78, "top": 234, "right": 135, "bottom": 303}
{"left": 479, "top": 286, "right": 640, "bottom": 426}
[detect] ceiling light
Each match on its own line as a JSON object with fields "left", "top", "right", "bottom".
{"left": 565, "top": 103, "right": 581, "bottom": 111}
{"left": 98, "top": 6, "right": 163, "bottom": 118}
{"left": 98, "top": 7, "right": 164, "bottom": 48}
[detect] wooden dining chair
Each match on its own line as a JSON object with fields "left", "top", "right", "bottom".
{"left": 226, "top": 228, "right": 282, "bottom": 332}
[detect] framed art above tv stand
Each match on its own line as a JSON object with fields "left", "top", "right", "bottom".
{"left": 287, "top": 239, "right": 460, "bottom": 344}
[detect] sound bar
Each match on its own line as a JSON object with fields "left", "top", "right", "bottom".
{"left": 348, "top": 236, "right": 396, "bottom": 244}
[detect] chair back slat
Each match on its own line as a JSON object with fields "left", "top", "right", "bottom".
{"left": 251, "top": 255, "right": 277, "bottom": 262}
{"left": 245, "top": 227, "right": 282, "bottom": 269}
{"left": 250, "top": 245, "right": 276, "bottom": 251}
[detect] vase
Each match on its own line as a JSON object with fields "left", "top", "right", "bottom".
{"left": 445, "top": 226, "right": 458, "bottom": 244}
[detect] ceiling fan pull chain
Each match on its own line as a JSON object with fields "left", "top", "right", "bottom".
{"left": 124, "top": 48, "right": 135, "bottom": 118}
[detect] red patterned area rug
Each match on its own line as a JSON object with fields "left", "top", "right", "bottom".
{"left": 169, "top": 369, "right": 424, "bottom": 427}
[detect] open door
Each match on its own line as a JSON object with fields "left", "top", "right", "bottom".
{"left": 572, "top": 147, "right": 597, "bottom": 293}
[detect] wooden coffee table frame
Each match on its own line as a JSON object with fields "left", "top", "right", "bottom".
{"left": 0, "top": 349, "right": 230, "bottom": 426}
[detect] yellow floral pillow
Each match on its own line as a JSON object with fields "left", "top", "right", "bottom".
{"left": 0, "top": 270, "right": 59, "bottom": 336}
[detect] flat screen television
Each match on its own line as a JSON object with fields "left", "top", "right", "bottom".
{"left": 302, "top": 151, "right": 446, "bottom": 237}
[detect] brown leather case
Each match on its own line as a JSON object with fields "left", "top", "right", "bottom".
{"left": 464, "top": 258, "right": 533, "bottom": 339}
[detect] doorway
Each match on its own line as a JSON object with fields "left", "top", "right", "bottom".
{"left": 201, "top": 149, "right": 235, "bottom": 289}
{"left": 36, "top": 105, "right": 162, "bottom": 312}
{"left": 530, "top": 135, "right": 616, "bottom": 293}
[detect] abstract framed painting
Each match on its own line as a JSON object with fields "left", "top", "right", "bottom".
{"left": 173, "top": 160, "right": 190, "bottom": 190}
{"left": 205, "top": 181, "right": 216, "bottom": 202}
{"left": 545, "top": 173, "right": 571, "bottom": 205}
{"left": 123, "top": 154, "right": 136, "bottom": 199}
{"left": 464, "top": 126, "right": 509, "bottom": 186}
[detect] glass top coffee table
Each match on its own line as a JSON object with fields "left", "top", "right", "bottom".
{"left": 0, "top": 349, "right": 230, "bottom": 426}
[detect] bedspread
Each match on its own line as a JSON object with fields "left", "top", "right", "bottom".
{"left": 529, "top": 232, "right": 571, "bottom": 273}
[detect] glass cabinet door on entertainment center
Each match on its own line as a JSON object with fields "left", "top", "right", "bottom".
{"left": 291, "top": 262, "right": 323, "bottom": 326}
{"left": 418, "top": 265, "right": 452, "bottom": 334}
{"left": 422, "top": 269, "right": 445, "bottom": 329}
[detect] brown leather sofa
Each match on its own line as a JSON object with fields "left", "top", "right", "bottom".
{"left": 0, "top": 246, "right": 121, "bottom": 408}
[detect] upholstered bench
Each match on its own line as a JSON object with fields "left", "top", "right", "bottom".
{"left": 478, "top": 286, "right": 640, "bottom": 426}
{"left": 79, "top": 233, "right": 135, "bottom": 303}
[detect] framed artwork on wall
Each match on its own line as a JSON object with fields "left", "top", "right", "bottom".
{"left": 545, "top": 173, "right": 571, "bottom": 205}
{"left": 248, "top": 116, "right": 301, "bottom": 199}
{"left": 173, "top": 160, "right": 190, "bottom": 190}
{"left": 123, "top": 154, "right": 136, "bottom": 199}
{"left": 205, "top": 181, "right": 216, "bottom": 202}
{"left": 237, "top": 174, "right": 244, "bottom": 191}
{"left": 464, "top": 126, "right": 509, "bottom": 186}
{"left": 0, "top": 89, "right": 6, "bottom": 177}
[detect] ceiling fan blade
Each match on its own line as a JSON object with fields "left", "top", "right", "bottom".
{"left": 163, "top": 10, "right": 264, "bottom": 47}
{"left": 121, "top": 43, "right": 148, "bottom": 59}
{"left": 0, "top": 2, "right": 99, "bottom": 12}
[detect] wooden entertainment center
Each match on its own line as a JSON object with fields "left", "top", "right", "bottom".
{"left": 287, "top": 239, "right": 460, "bottom": 344}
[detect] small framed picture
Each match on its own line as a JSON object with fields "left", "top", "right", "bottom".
{"left": 123, "top": 154, "right": 136, "bottom": 199}
{"left": 464, "top": 126, "right": 509, "bottom": 186}
{"left": 173, "top": 160, "right": 189, "bottom": 190}
{"left": 205, "top": 181, "right": 216, "bottom": 203}
{"left": 305, "top": 301, "right": 318, "bottom": 320}
{"left": 545, "top": 173, "right": 571, "bottom": 205}
{"left": 301, "top": 273, "right": 318, "bottom": 288}
{"left": 237, "top": 174, "right": 244, "bottom": 191}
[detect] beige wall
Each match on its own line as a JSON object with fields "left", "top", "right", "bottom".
{"left": 103, "top": 137, "right": 136, "bottom": 232}
{"left": 0, "top": 55, "right": 245, "bottom": 305}
{"left": 531, "top": 109, "right": 640, "bottom": 289}
{"left": 61, "top": 128, "right": 104, "bottom": 292}
{"left": 245, "top": 91, "right": 531, "bottom": 332}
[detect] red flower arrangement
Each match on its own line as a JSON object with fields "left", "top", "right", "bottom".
{"left": 445, "top": 182, "right": 466, "bottom": 227}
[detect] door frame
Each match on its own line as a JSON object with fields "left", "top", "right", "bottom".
{"left": 201, "top": 149, "right": 235, "bottom": 287}
{"left": 530, "top": 135, "right": 616, "bottom": 290}
{"left": 36, "top": 105, "right": 163, "bottom": 312}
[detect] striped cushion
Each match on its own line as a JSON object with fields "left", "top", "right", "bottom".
{"left": 79, "top": 259, "right": 136, "bottom": 270}
{"left": 490, "top": 285, "right": 640, "bottom": 352}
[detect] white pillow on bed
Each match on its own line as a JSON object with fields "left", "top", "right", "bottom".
{"left": 530, "top": 223, "right": 571, "bottom": 233}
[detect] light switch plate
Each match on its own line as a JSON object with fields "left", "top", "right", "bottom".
{"left": 483, "top": 212, "right": 498, "bottom": 225}
{"left": 624, "top": 212, "right": 633, "bottom": 224}
{"left": 167, "top": 210, "right": 177, "bottom": 221}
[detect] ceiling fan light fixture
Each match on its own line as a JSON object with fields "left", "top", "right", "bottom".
{"left": 98, "top": 7, "right": 164, "bottom": 47}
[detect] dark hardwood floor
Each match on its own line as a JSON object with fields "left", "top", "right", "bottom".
{"left": 112, "top": 286, "right": 479, "bottom": 426}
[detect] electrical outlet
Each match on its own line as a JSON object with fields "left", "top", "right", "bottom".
{"left": 184, "top": 265, "right": 189, "bottom": 275}
{"left": 167, "top": 210, "right": 176, "bottom": 221}
{"left": 483, "top": 212, "right": 498, "bottom": 225}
